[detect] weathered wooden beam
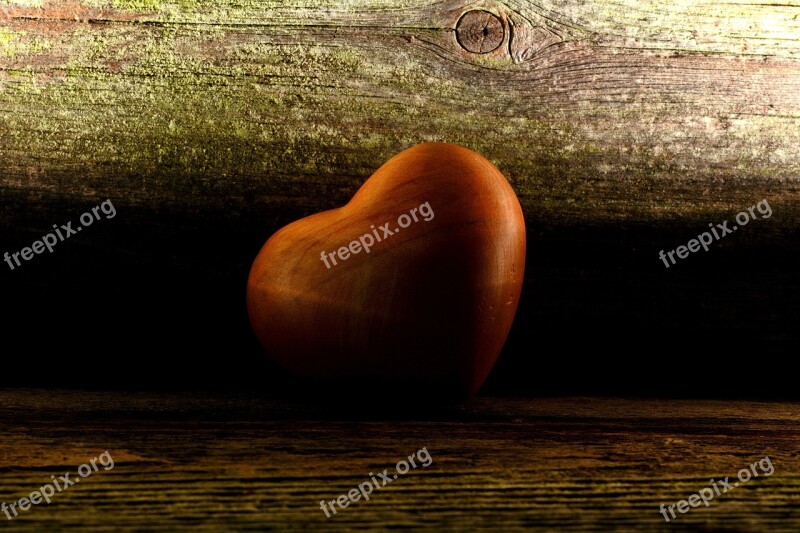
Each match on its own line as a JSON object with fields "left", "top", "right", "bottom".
{"left": 1, "top": 0, "right": 798, "bottom": 223}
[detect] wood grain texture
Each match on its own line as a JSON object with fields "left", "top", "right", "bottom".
{"left": 0, "top": 0, "right": 798, "bottom": 222}
{"left": 247, "top": 143, "right": 526, "bottom": 397}
{"left": 0, "top": 391, "right": 798, "bottom": 531}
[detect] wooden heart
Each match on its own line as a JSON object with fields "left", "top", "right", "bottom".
{"left": 247, "top": 143, "right": 525, "bottom": 397}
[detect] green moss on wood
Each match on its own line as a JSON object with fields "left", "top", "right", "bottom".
{"left": 0, "top": 0, "right": 798, "bottom": 224}
{"left": 0, "top": 27, "right": 52, "bottom": 57}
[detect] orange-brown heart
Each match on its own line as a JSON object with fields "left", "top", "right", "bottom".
{"left": 247, "top": 143, "right": 525, "bottom": 398}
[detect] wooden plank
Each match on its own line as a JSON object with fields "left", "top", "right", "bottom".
{"left": 0, "top": 391, "right": 798, "bottom": 530}
{"left": 0, "top": 0, "right": 798, "bottom": 223}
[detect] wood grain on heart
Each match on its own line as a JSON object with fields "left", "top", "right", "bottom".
{"left": 247, "top": 143, "right": 525, "bottom": 396}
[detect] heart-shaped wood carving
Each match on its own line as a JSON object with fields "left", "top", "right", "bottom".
{"left": 247, "top": 143, "right": 525, "bottom": 398}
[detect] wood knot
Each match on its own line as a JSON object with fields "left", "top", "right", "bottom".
{"left": 456, "top": 10, "right": 504, "bottom": 54}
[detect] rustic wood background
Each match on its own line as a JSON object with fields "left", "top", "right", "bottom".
{"left": 1, "top": 0, "right": 798, "bottom": 391}
{"left": 0, "top": 391, "right": 798, "bottom": 531}
{"left": 2, "top": 6, "right": 798, "bottom": 530}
